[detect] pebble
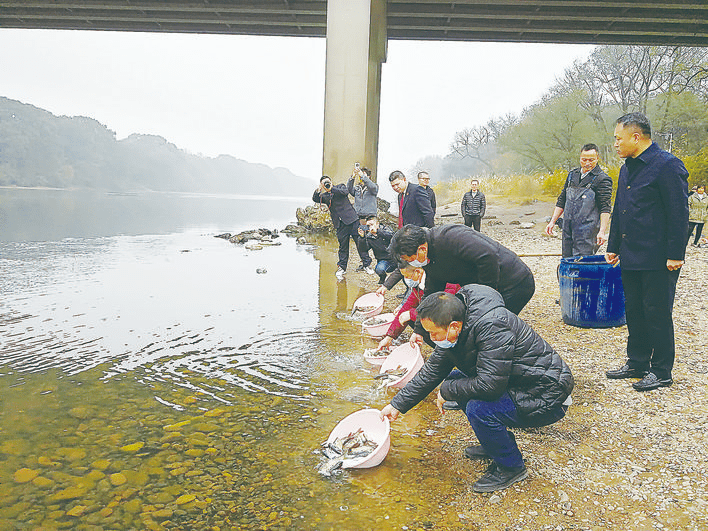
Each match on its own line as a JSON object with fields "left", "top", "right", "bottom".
{"left": 176, "top": 494, "right": 196, "bottom": 505}
{"left": 109, "top": 473, "right": 127, "bottom": 486}
{"left": 13, "top": 468, "right": 39, "bottom": 483}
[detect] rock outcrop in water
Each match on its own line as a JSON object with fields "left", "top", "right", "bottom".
{"left": 214, "top": 228, "right": 282, "bottom": 247}
{"left": 295, "top": 197, "right": 398, "bottom": 236}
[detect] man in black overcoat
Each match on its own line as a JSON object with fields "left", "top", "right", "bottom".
{"left": 388, "top": 170, "right": 435, "bottom": 229}
{"left": 380, "top": 287, "right": 574, "bottom": 493}
{"left": 389, "top": 224, "right": 535, "bottom": 318}
{"left": 605, "top": 113, "right": 689, "bottom": 392}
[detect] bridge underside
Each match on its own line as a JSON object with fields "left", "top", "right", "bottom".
{"left": 2, "top": 1, "right": 707, "bottom": 46}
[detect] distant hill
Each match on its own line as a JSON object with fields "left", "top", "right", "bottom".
{"left": 0, "top": 97, "right": 315, "bottom": 196}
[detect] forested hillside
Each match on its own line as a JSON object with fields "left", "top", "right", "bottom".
{"left": 0, "top": 97, "right": 314, "bottom": 196}
{"left": 414, "top": 45, "right": 708, "bottom": 193}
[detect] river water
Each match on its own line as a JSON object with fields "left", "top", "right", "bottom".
{"left": 0, "top": 189, "right": 463, "bottom": 530}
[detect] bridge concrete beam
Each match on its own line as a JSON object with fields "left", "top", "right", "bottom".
{"left": 322, "top": 0, "right": 387, "bottom": 184}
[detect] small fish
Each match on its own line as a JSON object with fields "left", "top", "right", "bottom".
{"left": 351, "top": 304, "right": 377, "bottom": 316}
{"left": 318, "top": 428, "right": 379, "bottom": 477}
{"left": 318, "top": 457, "right": 344, "bottom": 477}
{"left": 373, "top": 365, "right": 407, "bottom": 379}
{"left": 364, "top": 348, "right": 389, "bottom": 358}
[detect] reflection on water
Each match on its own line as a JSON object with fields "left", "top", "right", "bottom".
{"left": 0, "top": 201, "right": 463, "bottom": 529}
{"left": 0, "top": 187, "right": 310, "bottom": 241}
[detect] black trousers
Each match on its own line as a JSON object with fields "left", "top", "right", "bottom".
{"left": 621, "top": 268, "right": 680, "bottom": 380}
{"left": 336, "top": 221, "right": 371, "bottom": 271}
{"left": 687, "top": 222, "right": 704, "bottom": 246}
{"left": 463, "top": 214, "right": 482, "bottom": 232}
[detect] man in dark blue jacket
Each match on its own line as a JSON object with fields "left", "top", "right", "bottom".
{"left": 605, "top": 113, "right": 689, "bottom": 392}
{"left": 389, "top": 170, "right": 435, "bottom": 229}
{"left": 313, "top": 176, "right": 372, "bottom": 280}
{"left": 381, "top": 286, "right": 574, "bottom": 493}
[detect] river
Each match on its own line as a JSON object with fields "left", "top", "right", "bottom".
{"left": 0, "top": 188, "right": 463, "bottom": 530}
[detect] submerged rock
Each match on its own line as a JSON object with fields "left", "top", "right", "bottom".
{"left": 227, "top": 228, "right": 280, "bottom": 244}
{"left": 13, "top": 468, "right": 39, "bottom": 483}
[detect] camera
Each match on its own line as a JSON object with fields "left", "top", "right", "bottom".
{"left": 355, "top": 162, "right": 360, "bottom": 169}
{"left": 324, "top": 181, "right": 332, "bottom": 190}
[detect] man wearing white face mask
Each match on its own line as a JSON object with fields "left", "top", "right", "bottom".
{"left": 381, "top": 286, "right": 574, "bottom": 493}
{"left": 375, "top": 267, "right": 461, "bottom": 352}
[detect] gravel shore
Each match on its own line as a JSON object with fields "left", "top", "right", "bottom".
{"left": 347, "top": 198, "right": 708, "bottom": 531}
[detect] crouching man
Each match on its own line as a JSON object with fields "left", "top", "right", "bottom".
{"left": 380, "top": 286, "right": 574, "bottom": 493}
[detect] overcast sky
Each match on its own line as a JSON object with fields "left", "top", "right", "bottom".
{"left": 0, "top": 29, "right": 594, "bottom": 187}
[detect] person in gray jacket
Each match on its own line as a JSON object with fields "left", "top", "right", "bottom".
{"left": 381, "top": 286, "right": 574, "bottom": 493}
{"left": 347, "top": 165, "right": 379, "bottom": 219}
{"left": 348, "top": 165, "right": 379, "bottom": 272}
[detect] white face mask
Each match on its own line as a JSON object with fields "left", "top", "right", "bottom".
{"left": 403, "top": 277, "right": 419, "bottom": 288}
{"left": 408, "top": 258, "right": 429, "bottom": 267}
{"left": 432, "top": 326, "right": 457, "bottom": 349}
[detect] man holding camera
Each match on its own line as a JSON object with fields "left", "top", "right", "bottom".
{"left": 348, "top": 163, "right": 378, "bottom": 274}
{"left": 313, "top": 175, "right": 372, "bottom": 280}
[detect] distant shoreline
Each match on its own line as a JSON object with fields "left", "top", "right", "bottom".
{"left": 0, "top": 186, "right": 310, "bottom": 202}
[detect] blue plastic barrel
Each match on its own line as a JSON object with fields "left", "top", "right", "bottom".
{"left": 558, "top": 255, "right": 626, "bottom": 328}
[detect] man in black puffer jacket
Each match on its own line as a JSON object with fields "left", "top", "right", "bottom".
{"left": 381, "top": 285, "right": 574, "bottom": 493}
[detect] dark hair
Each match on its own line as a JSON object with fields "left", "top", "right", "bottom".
{"left": 417, "top": 171, "right": 429, "bottom": 179}
{"left": 365, "top": 215, "right": 377, "bottom": 222}
{"left": 320, "top": 175, "right": 330, "bottom": 182}
{"left": 470, "top": 178, "right": 479, "bottom": 185}
{"left": 390, "top": 225, "right": 427, "bottom": 258}
{"left": 362, "top": 167, "right": 372, "bottom": 177}
{"left": 416, "top": 292, "right": 465, "bottom": 328}
{"left": 389, "top": 170, "right": 405, "bottom": 183}
{"left": 580, "top": 143, "right": 599, "bottom": 154}
{"left": 616, "top": 113, "right": 651, "bottom": 138}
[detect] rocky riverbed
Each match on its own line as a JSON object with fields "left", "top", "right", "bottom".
{"left": 336, "top": 198, "right": 708, "bottom": 531}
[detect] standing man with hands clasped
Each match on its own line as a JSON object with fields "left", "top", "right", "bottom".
{"left": 545, "top": 144, "right": 613, "bottom": 257}
{"left": 461, "top": 179, "right": 486, "bottom": 232}
{"left": 605, "top": 113, "right": 689, "bottom": 392}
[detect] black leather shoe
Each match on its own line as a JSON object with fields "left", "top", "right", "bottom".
{"left": 442, "top": 401, "right": 463, "bottom": 411}
{"left": 472, "top": 462, "right": 528, "bottom": 493}
{"left": 605, "top": 364, "right": 649, "bottom": 379}
{"left": 633, "top": 373, "right": 673, "bottom": 392}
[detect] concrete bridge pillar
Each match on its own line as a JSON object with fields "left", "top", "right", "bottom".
{"left": 322, "top": 0, "right": 387, "bottom": 183}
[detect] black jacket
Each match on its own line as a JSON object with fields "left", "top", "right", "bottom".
{"left": 422, "top": 186, "right": 437, "bottom": 214}
{"left": 362, "top": 226, "right": 394, "bottom": 261}
{"left": 461, "top": 190, "right": 486, "bottom": 217}
{"left": 410, "top": 225, "right": 533, "bottom": 331}
{"left": 399, "top": 183, "right": 435, "bottom": 228}
{"left": 313, "top": 185, "right": 358, "bottom": 229}
{"left": 391, "top": 285, "right": 574, "bottom": 421}
{"left": 607, "top": 142, "right": 689, "bottom": 270}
